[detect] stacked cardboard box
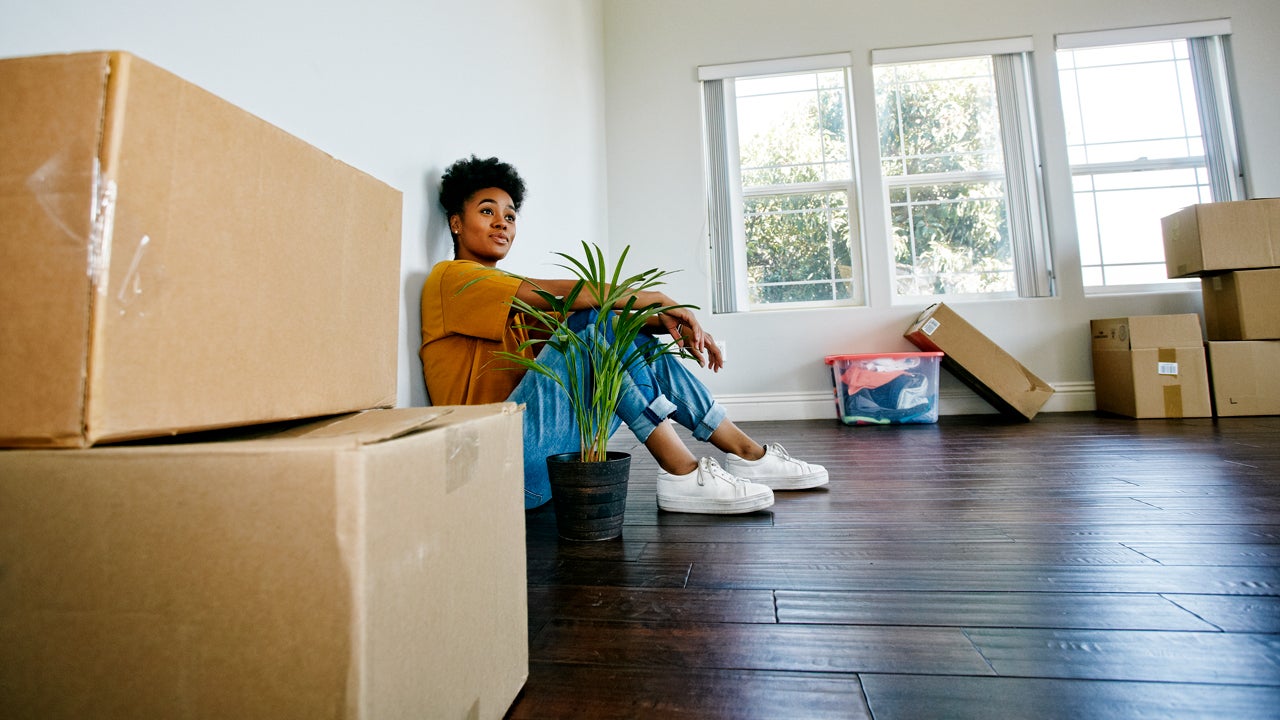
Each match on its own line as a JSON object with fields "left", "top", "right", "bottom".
{"left": 1162, "top": 199, "right": 1280, "bottom": 416}
{"left": 1, "top": 52, "right": 528, "bottom": 718}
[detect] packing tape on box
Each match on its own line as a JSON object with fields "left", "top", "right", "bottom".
{"left": 446, "top": 424, "right": 480, "bottom": 493}
{"left": 1159, "top": 347, "right": 1183, "bottom": 417}
{"left": 1164, "top": 385, "right": 1184, "bottom": 417}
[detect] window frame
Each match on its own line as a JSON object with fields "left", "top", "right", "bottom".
{"left": 700, "top": 54, "right": 866, "bottom": 313}
{"left": 1055, "top": 20, "right": 1244, "bottom": 295}
{"left": 870, "top": 37, "right": 1054, "bottom": 301}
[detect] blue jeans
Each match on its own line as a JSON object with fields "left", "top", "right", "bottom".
{"left": 507, "top": 309, "right": 727, "bottom": 509}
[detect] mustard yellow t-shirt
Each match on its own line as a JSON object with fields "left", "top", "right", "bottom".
{"left": 420, "top": 260, "right": 533, "bottom": 406}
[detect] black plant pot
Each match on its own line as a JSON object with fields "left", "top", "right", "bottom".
{"left": 546, "top": 451, "right": 630, "bottom": 541}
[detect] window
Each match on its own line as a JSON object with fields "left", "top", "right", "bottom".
{"left": 872, "top": 39, "right": 1051, "bottom": 299}
{"left": 701, "top": 54, "right": 863, "bottom": 312}
{"left": 1057, "top": 21, "right": 1243, "bottom": 289}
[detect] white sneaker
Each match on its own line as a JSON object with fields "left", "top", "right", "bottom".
{"left": 656, "top": 457, "right": 775, "bottom": 514}
{"left": 725, "top": 443, "right": 829, "bottom": 490}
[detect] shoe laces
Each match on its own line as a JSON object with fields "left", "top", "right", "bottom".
{"left": 698, "top": 457, "right": 749, "bottom": 488}
{"left": 765, "top": 443, "right": 811, "bottom": 470}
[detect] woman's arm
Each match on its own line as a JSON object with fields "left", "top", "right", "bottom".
{"left": 514, "top": 279, "right": 722, "bottom": 371}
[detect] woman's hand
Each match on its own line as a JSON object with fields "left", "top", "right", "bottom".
{"left": 660, "top": 308, "right": 723, "bottom": 372}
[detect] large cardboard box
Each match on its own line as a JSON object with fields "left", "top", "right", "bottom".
{"left": 0, "top": 404, "right": 528, "bottom": 720}
{"left": 1206, "top": 341, "right": 1280, "bottom": 417}
{"left": 1161, "top": 199, "right": 1280, "bottom": 278}
{"left": 904, "top": 303, "right": 1055, "bottom": 420}
{"left": 0, "top": 52, "right": 403, "bottom": 448}
{"left": 1090, "top": 315, "right": 1211, "bottom": 418}
{"left": 1200, "top": 268, "right": 1280, "bottom": 340}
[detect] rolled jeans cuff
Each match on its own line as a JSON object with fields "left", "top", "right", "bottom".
{"left": 692, "top": 401, "right": 727, "bottom": 442}
{"left": 626, "top": 394, "right": 678, "bottom": 443}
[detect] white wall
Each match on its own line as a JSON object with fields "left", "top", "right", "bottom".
{"left": 0, "top": 0, "right": 608, "bottom": 408}
{"left": 602, "top": 0, "right": 1280, "bottom": 418}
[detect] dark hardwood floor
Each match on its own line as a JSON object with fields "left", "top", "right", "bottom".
{"left": 505, "top": 412, "right": 1280, "bottom": 719}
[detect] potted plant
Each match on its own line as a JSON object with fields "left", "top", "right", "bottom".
{"left": 491, "top": 242, "right": 692, "bottom": 541}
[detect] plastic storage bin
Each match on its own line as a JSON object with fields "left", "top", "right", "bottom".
{"left": 824, "top": 352, "right": 943, "bottom": 425}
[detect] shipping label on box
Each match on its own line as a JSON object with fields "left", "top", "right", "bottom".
{"left": 1090, "top": 315, "right": 1211, "bottom": 418}
{"left": 1201, "top": 269, "right": 1280, "bottom": 341}
{"left": 904, "top": 302, "right": 1054, "bottom": 420}
{"left": 0, "top": 52, "right": 404, "bottom": 448}
{"left": 0, "top": 404, "right": 529, "bottom": 720}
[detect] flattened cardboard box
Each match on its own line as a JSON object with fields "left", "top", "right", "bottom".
{"left": 1090, "top": 315, "right": 1211, "bottom": 418}
{"left": 1161, "top": 199, "right": 1280, "bottom": 278}
{"left": 0, "top": 51, "right": 402, "bottom": 448}
{"left": 0, "top": 404, "right": 528, "bottom": 720}
{"left": 1206, "top": 341, "right": 1280, "bottom": 417}
{"left": 1200, "top": 268, "right": 1280, "bottom": 340}
{"left": 904, "top": 302, "right": 1055, "bottom": 420}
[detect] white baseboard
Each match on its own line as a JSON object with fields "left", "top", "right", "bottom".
{"left": 718, "top": 382, "right": 1097, "bottom": 422}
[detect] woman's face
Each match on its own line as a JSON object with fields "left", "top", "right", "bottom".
{"left": 451, "top": 187, "right": 517, "bottom": 266}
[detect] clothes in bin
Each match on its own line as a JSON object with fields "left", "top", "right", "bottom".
{"left": 824, "top": 352, "right": 942, "bottom": 425}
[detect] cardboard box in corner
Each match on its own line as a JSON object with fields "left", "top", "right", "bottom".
{"left": 0, "top": 51, "right": 403, "bottom": 448}
{"left": 0, "top": 404, "right": 529, "bottom": 720}
{"left": 904, "top": 303, "right": 1055, "bottom": 420}
{"left": 1090, "top": 314, "right": 1211, "bottom": 419}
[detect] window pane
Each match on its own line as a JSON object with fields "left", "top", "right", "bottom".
{"left": 1075, "top": 174, "right": 1203, "bottom": 271}
{"left": 737, "top": 71, "right": 851, "bottom": 186}
{"left": 875, "top": 56, "right": 1014, "bottom": 297}
{"left": 889, "top": 181, "right": 1014, "bottom": 295}
{"left": 743, "top": 191, "right": 852, "bottom": 305}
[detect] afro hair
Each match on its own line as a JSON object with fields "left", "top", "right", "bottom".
{"left": 438, "top": 155, "right": 527, "bottom": 223}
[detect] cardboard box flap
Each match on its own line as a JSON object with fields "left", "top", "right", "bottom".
{"left": 1091, "top": 314, "right": 1203, "bottom": 351}
{"left": 294, "top": 407, "right": 454, "bottom": 445}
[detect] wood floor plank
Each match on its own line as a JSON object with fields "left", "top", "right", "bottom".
{"left": 963, "top": 628, "right": 1280, "bottom": 684}
{"left": 775, "top": 591, "right": 1218, "bottom": 631}
{"left": 507, "top": 664, "right": 872, "bottom": 720}
{"left": 998, "top": 524, "right": 1280, "bottom": 543}
{"left": 531, "top": 619, "right": 998, "bottom": 676}
{"left": 527, "top": 586, "right": 777, "bottom": 624}
{"left": 686, "top": 562, "right": 1280, "bottom": 594}
{"left": 859, "top": 674, "right": 1280, "bottom": 720}
{"left": 1124, "top": 542, "right": 1280, "bottom": 566}
{"left": 1163, "top": 593, "right": 1280, "bottom": 632}
{"left": 638, "top": 541, "right": 1158, "bottom": 566}
{"left": 526, "top": 559, "right": 691, "bottom": 588}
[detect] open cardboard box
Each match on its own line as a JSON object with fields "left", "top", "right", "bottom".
{"left": 904, "top": 303, "right": 1055, "bottom": 420}
{"left": 0, "top": 51, "right": 402, "bottom": 448}
{"left": 1090, "top": 315, "right": 1211, "bottom": 419}
{"left": 1200, "top": 268, "right": 1280, "bottom": 341}
{"left": 0, "top": 404, "right": 528, "bottom": 719}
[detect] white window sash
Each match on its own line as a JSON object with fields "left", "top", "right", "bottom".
{"left": 698, "top": 53, "right": 853, "bottom": 82}
{"left": 993, "top": 52, "right": 1053, "bottom": 298}
{"left": 1056, "top": 19, "right": 1231, "bottom": 50}
{"left": 874, "top": 47, "right": 1052, "bottom": 299}
{"left": 872, "top": 37, "right": 1032, "bottom": 65}
{"left": 1189, "top": 35, "right": 1244, "bottom": 202}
